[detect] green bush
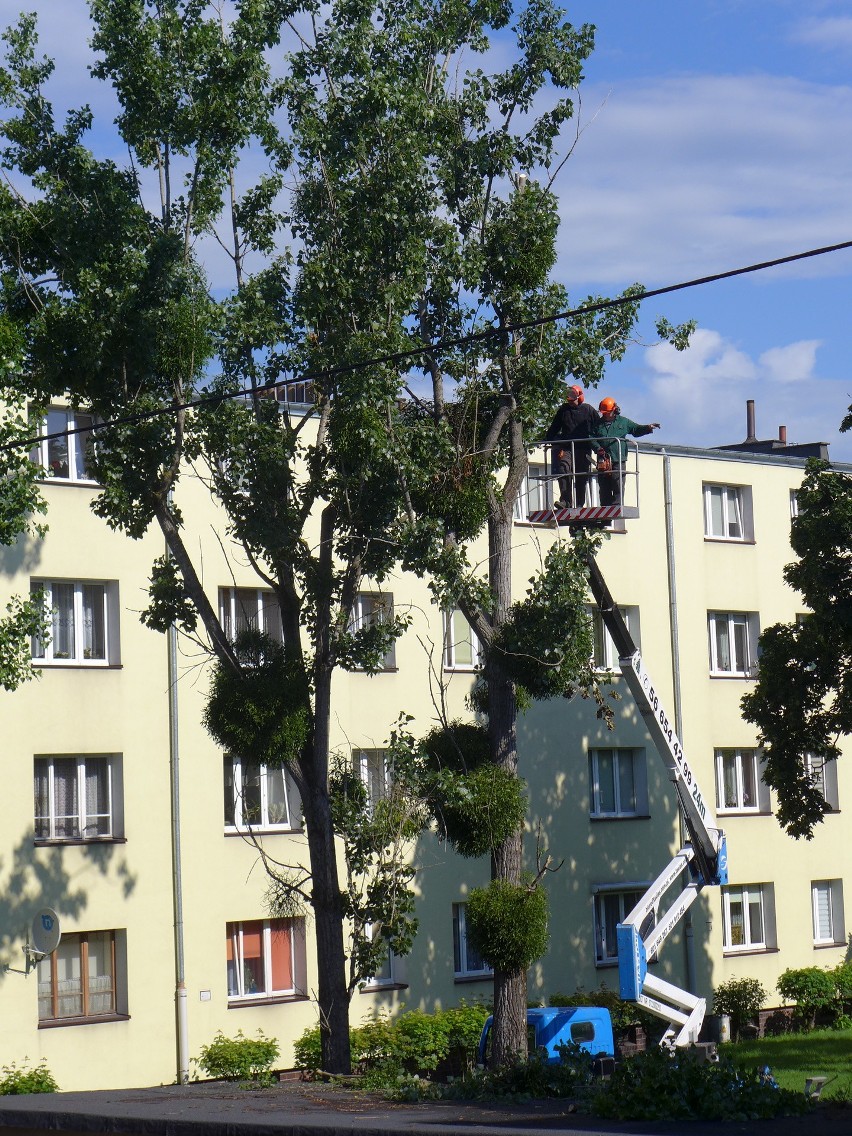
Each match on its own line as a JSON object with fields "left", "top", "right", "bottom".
{"left": 712, "top": 977, "right": 767, "bottom": 1041}
{"left": 0, "top": 1060, "right": 58, "bottom": 1095}
{"left": 593, "top": 1047, "right": 808, "bottom": 1122}
{"left": 777, "top": 967, "right": 836, "bottom": 1029}
{"left": 833, "top": 962, "right": 852, "bottom": 1006}
{"left": 195, "top": 1030, "right": 280, "bottom": 1086}
{"left": 294, "top": 1002, "right": 491, "bottom": 1084}
{"left": 466, "top": 878, "right": 548, "bottom": 972}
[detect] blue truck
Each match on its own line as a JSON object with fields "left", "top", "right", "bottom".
{"left": 478, "top": 1006, "right": 615, "bottom": 1066}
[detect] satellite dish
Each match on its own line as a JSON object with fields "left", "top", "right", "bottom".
{"left": 30, "top": 908, "right": 61, "bottom": 957}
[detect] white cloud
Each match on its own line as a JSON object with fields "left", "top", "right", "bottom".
{"left": 553, "top": 74, "right": 852, "bottom": 287}
{"left": 794, "top": 17, "right": 852, "bottom": 52}
{"left": 629, "top": 329, "right": 852, "bottom": 460}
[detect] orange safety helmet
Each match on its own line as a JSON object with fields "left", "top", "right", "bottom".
{"left": 569, "top": 383, "right": 585, "bottom": 404}
{"left": 599, "top": 396, "right": 618, "bottom": 414}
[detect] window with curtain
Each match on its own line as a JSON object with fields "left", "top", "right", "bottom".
{"left": 812, "top": 880, "right": 844, "bottom": 945}
{"left": 722, "top": 884, "right": 773, "bottom": 952}
{"left": 226, "top": 919, "right": 302, "bottom": 1002}
{"left": 219, "top": 587, "right": 283, "bottom": 650}
{"left": 587, "top": 605, "right": 640, "bottom": 671}
{"left": 707, "top": 611, "right": 758, "bottom": 676}
{"left": 514, "top": 462, "right": 553, "bottom": 519}
{"left": 32, "top": 407, "right": 98, "bottom": 482}
{"left": 704, "top": 484, "right": 748, "bottom": 540}
{"left": 30, "top": 580, "right": 113, "bottom": 664}
{"left": 593, "top": 889, "right": 645, "bottom": 964}
{"left": 588, "top": 749, "right": 647, "bottom": 817}
{"left": 354, "top": 749, "right": 391, "bottom": 811}
{"left": 350, "top": 593, "right": 397, "bottom": 670}
{"left": 452, "top": 903, "right": 491, "bottom": 978}
{"left": 34, "top": 755, "right": 119, "bottom": 841}
{"left": 443, "top": 608, "right": 481, "bottom": 670}
{"left": 223, "top": 756, "right": 300, "bottom": 831}
{"left": 37, "top": 930, "right": 122, "bottom": 1022}
{"left": 714, "top": 748, "right": 768, "bottom": 813}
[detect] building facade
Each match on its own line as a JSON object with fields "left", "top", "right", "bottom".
{"left": 0, "top": 416, "right": 848, "bottom": 1090}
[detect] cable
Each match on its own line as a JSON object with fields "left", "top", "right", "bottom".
{"left": 6, "top": 236, "right": 852, "bottom": 457}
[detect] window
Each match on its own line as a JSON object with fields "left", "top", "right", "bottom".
{"left": 443, "top": 608, "right": 481, "bottom": 670}
{"left": 32, "top": 408, "right": 97, "bottom": 482}
{"left": 588, "top": 605, "right": 640, "bottom": 671}
{"left": 38, "top": 930, "right": 126, "bottom": 1023}
{"left": 704, "top": 484, "right": 752, "bottom": 540}
{"left": 514, "top": 462, "right": 554, "bottom": 520}
{"left": 360, "top": 925, "right": 406, "bottom": 990}
{"left": 588, "top": 749, "right": 648, "bottom": 818}
{"left": 224, "top": 756, "right": 300, "bottom": 832}
{"left": 452, "top": 903, "right": 491, "bottom": 978}
{"left": 812, "top": 880, "right": 845, "bottom": 946}
{"left": 31, "top": 580, "right": 118, "bottom": 665}
{"left": 354, "top": 748, "right": 391, "bottom": 810}
{"left": 34, "top": 755, "right": 123, "bottom": 842}
{"left": 722, "top": 884, "right": 775, "bottom": 952}
{"left": 714, "top": 748, "right": 770, "bottom": 814}
{"left": 350, "top": 592, "right": 396, "bottom": 670}
{"left": 790, "top": 490, "right": 799, "bottom": 519}
{"left": 226, "top": 918, "right": 305, "bottom": 1003}
{"left": 594, "top": 888, "right": 645, "bottom": 965}
{"left": 805, "top": 753, "right": 840, "bottom": 812}
{"left": 707, "top": 611, "right": 758, "bottom": 676}
{"left": 219, "top": 587, "right": 283, "bottom": 646}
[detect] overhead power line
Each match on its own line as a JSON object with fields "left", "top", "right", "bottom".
{"left": 6, "top": 236, "right": 852, "bottom": 458}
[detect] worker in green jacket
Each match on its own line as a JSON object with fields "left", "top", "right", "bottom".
{"left": 594, "top": 397, "right": 660, "bottom": 507}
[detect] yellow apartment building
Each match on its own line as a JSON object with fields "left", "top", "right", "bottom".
{"left": 0, "top": 407, "right": 848, "bottom": 1090}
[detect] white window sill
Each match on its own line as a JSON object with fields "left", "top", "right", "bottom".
{"left": 703, "top": 536, "right": 754, "bottom": 545}
{"left": 716, "top": 809, "right": 769, "bottom": 817}
{"left": 224, "top": 826, "right": 303, "bottom": 837}
{"left": 454, "top": 972, "right": 493, "bottom": 984}
{"left": 590, "top": 813, "right": 651, "bottom": 822}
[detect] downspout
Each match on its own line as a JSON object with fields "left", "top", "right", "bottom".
{"left": 662, "top": 451, "right": 697, "bottom": 996}
{"left": 168, "top": 565, "right": 190, "bottom": 1083}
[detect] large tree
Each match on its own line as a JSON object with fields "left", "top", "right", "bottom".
{"left": 742, "top": 457, "right": 852, "bottom": 839}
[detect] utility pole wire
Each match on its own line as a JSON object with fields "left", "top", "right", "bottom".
{"left": 6, "top": 236, "right": 852, "bottom": 458}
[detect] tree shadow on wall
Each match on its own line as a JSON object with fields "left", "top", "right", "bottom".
{"left": 0, "top": 833, "right": 137, "bottom": 983}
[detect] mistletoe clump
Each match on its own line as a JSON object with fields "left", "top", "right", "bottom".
{"left": 419, "top": 723, "right": 526, "bottom": 858}
{"left": 204, "top": 631, "right": 309, "bottom": 769}
{"left": 466, "top": 877, "right": 549, "bottom": 972}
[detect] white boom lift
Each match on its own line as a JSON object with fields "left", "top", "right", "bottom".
{"left": 530, "top": 441, "right": 728, "bottom": 1047}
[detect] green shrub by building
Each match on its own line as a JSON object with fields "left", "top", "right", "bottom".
{"left": 0, "top": 1061, "right": 58, "bottom": 1095}
{"left": 195, "top": 1030, "right": 280, "bottom": 1086}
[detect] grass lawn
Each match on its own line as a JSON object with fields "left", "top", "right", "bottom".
{"left": 721, "top": 1028, "right": 852, "bottom": 1100}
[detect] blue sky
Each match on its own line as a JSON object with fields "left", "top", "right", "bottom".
{"left": 5, "top": 0, "right": 852, "bottom": 459}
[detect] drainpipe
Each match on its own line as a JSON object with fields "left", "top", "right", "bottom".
{"left": 168, "top": 588, "right": 190, "bottom": 1083}
{"left": 662, "top": 451, "right": 697, "bottom": 995}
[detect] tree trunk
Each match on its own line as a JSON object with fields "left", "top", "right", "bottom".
{"left": 487, "top": 506, "right": 527, "bottom": 1067}
{"left": 301, "top": 667, "right": 352, "bottom": 1074}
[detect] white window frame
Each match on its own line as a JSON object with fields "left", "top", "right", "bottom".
{"left": 514, "top": 461, "right": 554, "bottom": 520}
{"left": 355, "top": 748, "right": 392, "bottom": 811}
{"left": 351, "top": 592, "right": 396, "bottom": 670}
{"left": 224, "top": 755, "right": 300, "bottom": 832}
{"left": 226, "top": 918, "right": 302, "bottom": 1003}
{"left": 790, "top": 490, "right": 799, "bottom": 519}
{"left": 452, "top": 902, "right": 492, "bottom": 979}
{"left": 32, "top": 407, "right": 99, "bottom": 483}
{"left": 722, "top": 883, "right": 774, "bottom": 953}
{"left": 704, "top": 483, "right": 751, "bottom": 541}
{"left": 34, "top": 754, "right": 121, "bottom": 842}
{"left": 31, "top": 580, "right": 116, "bottom": 666}
{"left": 805, "top": 753, "right": 839, "bottom": 811}
{"left": 588, "top": 748, "right": 648, "bottom": 818}
{"left": 360, "top": 923, "right": 406, "bottom": 990}
{"left": 593, "top": 887, "right": 646, "bottom": 966}
{"left": 588, "top": 605, "right": 640, "bottom": 671}
{"left": 812, "top": 880, "right": 845, "bottom": 946}
{"left": 708, "top": 611, "right": 758, "bottom": 677}
{"left": 219, "top": 587, "right": 282, "bottom": 644}
{"left": 714, "top": 748, "right": 769, "bottom": 814}
{"left": 443, "top": 608, "right": 482, "bottom": 671}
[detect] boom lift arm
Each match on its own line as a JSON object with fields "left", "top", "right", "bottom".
{"left": 585, "top": 554, "right": 728, "bottom": 1047}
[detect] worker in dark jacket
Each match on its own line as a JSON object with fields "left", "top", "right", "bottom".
{"left": 594, "top": 397, "right": 660, "bottom": 506}
{"left": 545, "top": 384, "right": 600, "bottom": 508}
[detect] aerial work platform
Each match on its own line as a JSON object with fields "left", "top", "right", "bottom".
{"left": 526, "top": 437, "right": 641, "bottom": 525}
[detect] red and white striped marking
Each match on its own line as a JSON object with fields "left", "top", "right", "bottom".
{"left": 528, "top": 505, "right": 623, "bottom": 524}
